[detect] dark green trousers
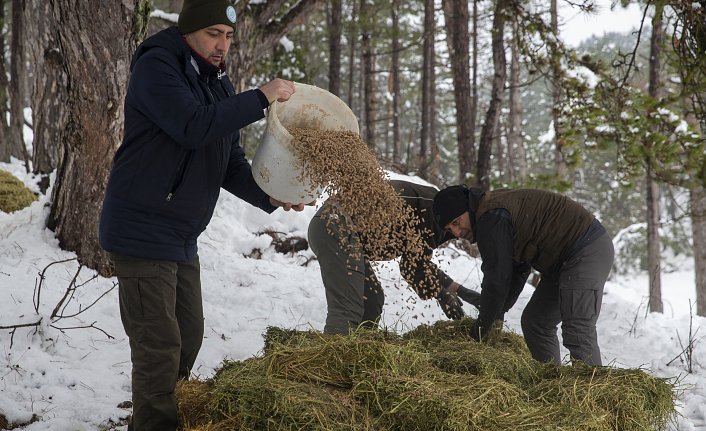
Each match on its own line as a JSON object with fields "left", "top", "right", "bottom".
{"left": 520, "top": 232, "right": 614, "bottom": 366}
{"left": 308, "top": 209, "right": 384, "bottom": 334}
{"left": 111, "top": 253, "right": 204, "bottom": 431}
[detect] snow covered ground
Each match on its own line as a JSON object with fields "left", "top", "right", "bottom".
{"left": 0, "top": 163, "right": 704, "bottom": 430}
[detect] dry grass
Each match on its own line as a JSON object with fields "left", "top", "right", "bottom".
{"left": 176, "top": 325, "right": 678, "bottom": 431}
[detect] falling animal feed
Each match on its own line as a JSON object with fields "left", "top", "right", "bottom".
{"left": 175, "top": 322, "right": 678, "bottom": 431}
{"left": 288, "top": 127, "right": 441, "bottom": 299}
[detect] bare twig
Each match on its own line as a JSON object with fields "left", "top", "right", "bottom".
{"left": 626, "top": 298, "right": 645, "bottom": 337}
{"left": 56, "top": 282, "right": 117, "bottom": 319}
{"left": 51, "top": 321, "right": 114, "bottom": 340}
{"left": 0, "top": 319, "right": 42, "bottom": 349}
{"left": 667, "top": 300, "right": 701, "bottom": 372}
{"left": 619, "top": 0, "right": 650, "bottom": 89}
{"left": 33, "top": 258, "right": 78, "bottom": 314}
{"left": 0, "top": 320, "right": 42, "bottom": 330}
{"left": 50, "top": 263, "right": 84, "bottom": 319}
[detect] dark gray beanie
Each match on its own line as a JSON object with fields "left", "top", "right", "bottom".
{"left": 178, "top": 0, "right": 237, "bottom": 34}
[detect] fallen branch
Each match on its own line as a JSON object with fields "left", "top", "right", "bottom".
{"left": 57, "top": 281, "right": 117, "bottom": 319}
{"left": 0, "top": 319, "right": 42, "bottom": 349}
{"left": 51, "top": 321, "right": 114, "bottom": 340}
{"left": 34, "top": 257, "right": 78, "bottom": 314}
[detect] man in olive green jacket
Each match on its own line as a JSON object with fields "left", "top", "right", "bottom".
{"left": 308, "top": 180, "right": 481, "bottom": 334}
{"left": 433, "top": 186, "right": 614, "bottom": 366}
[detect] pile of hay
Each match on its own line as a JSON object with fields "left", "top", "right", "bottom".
{"left": 176, "top": 321, "right": 678, "bottom": 431}
{"left": 0, "top": 170, "right": 36, "bottom": 213}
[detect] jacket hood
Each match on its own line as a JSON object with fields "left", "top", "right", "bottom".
{"left": 131, "top": 27, "right": 187, "bottom": 71}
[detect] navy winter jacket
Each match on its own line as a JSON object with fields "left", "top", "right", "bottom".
{"left": 99, "top": 27, "right": 275, "bottom": 262}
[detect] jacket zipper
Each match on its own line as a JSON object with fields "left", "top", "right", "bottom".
{"left": 166, "top": 151, "right": 190, "bottom": 201}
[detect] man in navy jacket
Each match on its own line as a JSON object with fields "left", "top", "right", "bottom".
{"left": 99, "top": 1, "right": 303, "bottom": 429}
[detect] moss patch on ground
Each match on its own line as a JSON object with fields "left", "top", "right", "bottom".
{"left": 0, "top": 170, "right": 36, "bottom": 213}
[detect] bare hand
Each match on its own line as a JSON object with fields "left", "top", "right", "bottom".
{"left": 259, "top": 79, "right": 296, "bottom": 104}
{"left": 269, "top": 197, "right": 314, "bottom": 212}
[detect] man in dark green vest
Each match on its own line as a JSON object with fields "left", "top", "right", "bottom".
{"left": 432, "top": 186, "right": 614, "bottom": 366}
{"left": 308, "top": 179, "right": 481, "bottom": 334}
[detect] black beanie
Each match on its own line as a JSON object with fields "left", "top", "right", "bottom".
{"left": 432, "top": 185, "right": 470, "bottom": 228}
{"left": 178, "top": 0, "right": 237, "bottom": 34}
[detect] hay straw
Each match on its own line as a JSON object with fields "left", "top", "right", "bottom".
{"left": 353, "top": 369, "right": 612, "bottom": 431}
{"left": 262, "top": 326, "right": 326, "bottom": 353}
{"left": 404, "top": 318, "right": 529, "bottom": 354}
{"left": 429, "top": 340, "right": 542, "bottom": 387}
{"left": 208, "top": 361, "right": 374, "bottom": 430}
{"left": 528, "top": 363, "right": 678, "bottom": 431}
{"left": 263, "top": 331, "right": 428, "bottom": 388}
{"left": 175, "top": 379, "right": 213, "bottom": 429}
{"left": 175, "top": 327, "right": 678, "bottom": 431}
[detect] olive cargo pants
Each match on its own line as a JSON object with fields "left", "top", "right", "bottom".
{"left": 111, "top": 253, "right": 204, "bottom": 431}
{"left": 308, "top": 210, "right": 385, "bottom": 334}
{"left": 520, "top": 232, "right": 614, "bottom": 366}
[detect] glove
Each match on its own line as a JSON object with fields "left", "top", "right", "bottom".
{"left": 438, "top": 286, "right": 465, "bottom": 320}
{"left": 456, "top": 286, "right": 482, "bottom": 309}
{"left": 470, "top": 314, "right": 504, "bottom": 342}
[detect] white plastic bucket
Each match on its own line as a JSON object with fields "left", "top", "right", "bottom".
{"left": 251, "top": 82, "right": 359, "bottom": 203}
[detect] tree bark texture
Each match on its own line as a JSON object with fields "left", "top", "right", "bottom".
{"left": 646, "top": 168, "right": 662, "bottom": 312}
{"left": 42, "top": 0, "right": 149, "bottom": 275}
{"left": 442, "top": 0, "right": 473, "bottom": 182}
{"left": 692, "top": 186, "right": 706, "bottom": 317}
{"left": 476, "top": 0, "right": 506, "bottom": 191}
{"left": 419, "top": 0, "right": 435, "bottom": 179}
{"left": 470, "top": 0, "right": 479, "bottom": 175}
{"left": 550, "top": 0, "right": 568, "bottom": 180}
{"left": 25, "top": 0, "right": 66, "bottom": 191}
{"left": 9, "top": 0, "right": 29, "bottom": 169}
{"left": 360, "top": 0, "right": 376, "bottom": 150}
{"left": 390, "top": 0, "right": 401, "bottom": 164}
{"left": 508, "top": 17, "right": 525, "bottom": 183}
{"left": 230, "top": 0, "right": 321, "bottom": 92}
{"left": 346, "top": 0, "right": 358, "bottom": 109}
{"left": 0, "top": 0, "right": 10, "bottom": 163}
{"left": 327, "top": 0, "right": 342, "bottom": 96}
{"left": 647, "top": 3, "right": 664, "bottom": 313}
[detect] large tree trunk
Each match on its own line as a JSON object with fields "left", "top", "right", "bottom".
{"left": 647, "top": 3, "right": 664, "bottom": 313}
{"left": 42, "top": 0, "right": 150, "bottom": 275}
{"left": 26, "top": 0, "right": 66, "bottom": 192}
{"left": 9, "top": 0, "right": 29, "bottom": 171}
{"left": 476, "top": 0, "right": 506, "bottom": 191}
{"left": 442, "top": 0, "right": 473, "bottom": 182}
{"left": 419, "top": 0, "right": 435, "bottom": 180}
{"left": 693, "top": 186, "right": 706, "bottom": 316}
{"left": 327, "top": 0, "right": 342, "bottom": 96}
{"left": 508, "top": 17, "right": 525, "bottom": 183}
{"left": 390, "top": 0, "right": 401, "bottom": 165}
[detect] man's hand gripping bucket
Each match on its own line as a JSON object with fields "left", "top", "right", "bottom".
{"left": 251, "top": 82, "right": 359, "bottom": 204}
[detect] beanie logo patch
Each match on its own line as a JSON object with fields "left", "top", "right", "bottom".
{"left": 226, "top": 6, "right": 237, "bottom": 24}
